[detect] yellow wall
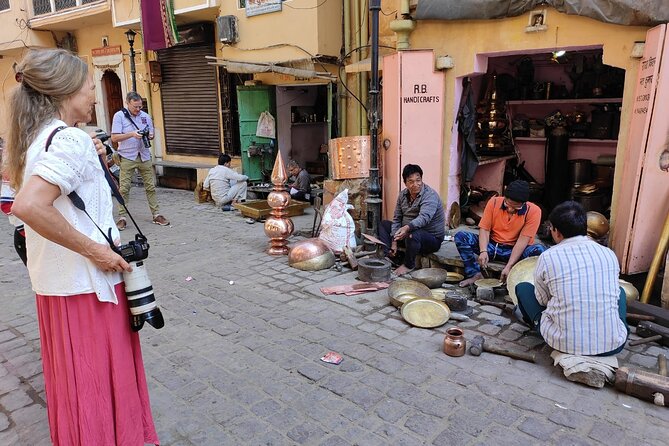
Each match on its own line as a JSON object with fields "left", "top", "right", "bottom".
{"left": 375, "top": 6, "right": 648, "bottom": 212}
{"left": 0, "top": 2, "right": 53, "bottom": 53}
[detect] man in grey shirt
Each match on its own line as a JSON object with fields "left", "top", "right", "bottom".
{"left": 379, "top": 164, "right": 446, "bottom": 275}
{"left": 287, "top": 160, "right": 312, "bottom": 202}
{"left": 203, "top": 154, "right": 248, "bottom": 210}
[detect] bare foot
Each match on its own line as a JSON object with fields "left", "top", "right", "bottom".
{"left": 394, "top": 265, "right": 414, "bottom": 276}
{"left": 459, "top": 272, "right": 483, "bottom": 287}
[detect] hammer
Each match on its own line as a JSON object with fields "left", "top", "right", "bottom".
{"left": 469, "top": 335, "right": 536, "bottom": 363}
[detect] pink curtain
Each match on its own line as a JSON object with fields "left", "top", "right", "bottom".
{"left": 141, "top": 0, "right": 179, "bottom": 51}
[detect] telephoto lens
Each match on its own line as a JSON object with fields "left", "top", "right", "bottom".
{"left": 122, "top": 259, "right": 165, "bottom": 331}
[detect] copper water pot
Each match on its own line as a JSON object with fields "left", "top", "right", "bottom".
{"left": 443, "top": 328, "right": 466, "bottom": 357}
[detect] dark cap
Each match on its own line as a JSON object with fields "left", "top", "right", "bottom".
{"left": 504, "top": 180, "right": 529, "bottom": 202}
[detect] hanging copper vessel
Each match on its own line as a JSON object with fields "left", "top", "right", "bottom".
{"left": 264, "top": 153, "right": 294, "bottom": 255}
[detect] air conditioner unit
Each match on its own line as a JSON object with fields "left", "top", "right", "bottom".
{"left": 217, "top": 15, "right": 239, "bottom": 44}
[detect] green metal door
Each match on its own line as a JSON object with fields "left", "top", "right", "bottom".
{"left": 236, "top": 86, "right": 277, "bottom": 182}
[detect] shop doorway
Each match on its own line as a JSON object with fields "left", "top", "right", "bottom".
{"left": 456, "top": 46, "right": 625, "bottom": 227}
{"left": 102, "top": 70, "right": 123, "bottom": 133}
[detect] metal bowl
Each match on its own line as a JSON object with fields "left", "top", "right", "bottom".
{"left": 288, "top": 238, "right": 335, "bottom": 271}
{"left": 388, "top": 279, "right": 433, "bottom": 308}
{"left": 587, "top": 211, "right": 610, "bottom": 239}
{"left": 506, "top": 256, "right": 539, "bottom": 305}
{"left": 410, "top": 268, "right": 452, "bottom": 289}
{"left": 619, "top": 279, "right": 640, "bottom": 303}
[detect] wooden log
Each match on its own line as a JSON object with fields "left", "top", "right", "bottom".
{"left": 343, "top": 246, "right": 359, "bottom": 270}
{"left": 636, "top": 321, "right": 669, "bottom": 347}
{"left": 615, "top": 367, "right": 669, "bottom": 406}
{"left": 627, "top": 313, "right": 656, "bottom": 321}
{"left": 628, "top": 335, "right": 662, "bottom": 346}
{"left": 627, "top": 301, "right": 669, "bottom": 329}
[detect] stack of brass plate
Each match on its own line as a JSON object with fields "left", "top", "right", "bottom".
{"left": 388, "top": 279, "right": 433, "bottom": 308}
{"left": 401, "top": 297, "right": 451, "bottom": 328}
{"left": 506, "top": 256, "right": 538, "bottom": 305}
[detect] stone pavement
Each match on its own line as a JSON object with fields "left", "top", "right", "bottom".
{"left": 1, "top": 187, "right": 668, "bottom": 446}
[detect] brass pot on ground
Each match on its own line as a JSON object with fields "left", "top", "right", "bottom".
{"left": 288, "top": 238, "right": 335, "bottom": 271}
{"left": 619, "top": 279, "right": 640, "bottom": 304}
{"left": 587, "top": 211, "right": 610, "bottom": 239}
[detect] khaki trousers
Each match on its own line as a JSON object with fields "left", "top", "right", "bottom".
{"left": 118, "top": 155, "right": 159, "bottom": 217}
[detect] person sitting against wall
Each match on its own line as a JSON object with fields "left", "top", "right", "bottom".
{"left": 287, "top": 160, "right": 312, "bottom": 202}
{"left": 455, "top": 180, "right": 545, "bottom": 286}
{"left": 515, "top": 201, "right": 628, "bottom": 356}
{"left": 378, "top": 164, "right": 446, "bottom": 276}
{"left": 203, "top": 153, "right": 248, "bottom": 211}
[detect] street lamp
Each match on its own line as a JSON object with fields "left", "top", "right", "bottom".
{"left": 124, "top": 29, "right": 137, "bottom": 92}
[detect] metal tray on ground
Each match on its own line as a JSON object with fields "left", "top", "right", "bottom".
{"left": 233, "top": 199, "right": 310, "bottom": 219}
{"left": 401, "top": 297, "right": 451, "bottom": 328}
{"left": 388, "top": 279, "right": 433, "bottom": 308}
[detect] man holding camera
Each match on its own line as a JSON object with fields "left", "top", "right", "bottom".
{"left": 111, "top": 92, "right": 169, "bottom": 229}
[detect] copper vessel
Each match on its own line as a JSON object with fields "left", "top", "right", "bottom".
{"left": 288, "top": 238, "right": 335, "bottom": 271}
{"left": 443, "top": 327, "right": 466, "bottom": 357}
{"left": 587, "top": 211, "right": 610, "bottom": 239}
{"left": 476, "top": 73, "right": 510, "bottom": 153}
{"left": 264, "top": 153, "right": 294, "bottom": 255}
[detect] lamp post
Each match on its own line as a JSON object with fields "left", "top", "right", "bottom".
{"left": 124, "top": 29, "right": 137, "bottom": 92}
{"left": 366, "top": 0, "right": 382, "bottom": 237}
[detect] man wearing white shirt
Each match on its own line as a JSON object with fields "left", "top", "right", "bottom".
{"left": 515, "top": 201, "right": 628, "bottom": 356}
{"left": 203, "top": 154, "right": 248, "bottom": 210}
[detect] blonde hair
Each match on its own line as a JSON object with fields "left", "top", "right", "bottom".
{"left": 4, "top": 48, "right": 88, "bottom": 190}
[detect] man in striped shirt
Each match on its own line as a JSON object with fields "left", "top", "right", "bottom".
{"left": 516, "top": 201, "right": 628, "bottom": 356}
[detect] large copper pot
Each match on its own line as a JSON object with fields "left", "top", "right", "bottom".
{"left": 586, "top": 211, "right": 610, "bottom": 239}
{"left": 288, "top": 238, "right": 335, "bottom": 271}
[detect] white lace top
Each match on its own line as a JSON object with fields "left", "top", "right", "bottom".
{"left": 23, "top": 120, "right": 122, "bottom": 303}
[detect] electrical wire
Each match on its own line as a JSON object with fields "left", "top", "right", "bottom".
{"left": 380, "top": 8, "right": 397, "bottom": 16}
{"left": 283, "top": 0, "right": 332, "bottom": 10}
{"left": 337, "top": 44, "right": 394, "bottom": 112}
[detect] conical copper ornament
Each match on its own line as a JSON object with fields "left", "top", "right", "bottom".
{"left": 264, "top": 152, "right": 294, "bottom": 255}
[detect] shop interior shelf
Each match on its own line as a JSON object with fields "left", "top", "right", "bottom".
{"left": 515, "top": 137, "right": 618, "bottom": 144}
{"left": 477, "top": 154, "right": 517, "bottom": 165}
{"left": 506, "top": 98, "right": 623, "bottom": 105}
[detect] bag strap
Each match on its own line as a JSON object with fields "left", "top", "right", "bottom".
{"left": 121, "top": 108, "right": 141, "bottom": 131}
{"left": 44, "top": 126, "right": 146, "bottom": 247}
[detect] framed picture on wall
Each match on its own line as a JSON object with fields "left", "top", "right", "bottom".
{"left": 526, "top": 9, "right": 548, "bottom": 32}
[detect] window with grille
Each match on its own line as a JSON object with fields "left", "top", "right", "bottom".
{"left": 0, "top": 0, "right": 9, "bottom": 12}
{"left": 32, "top": 0, "right": 51, "bottom": 15}
{"left": 55, "top": 0, "right": 76, "bottom": 11}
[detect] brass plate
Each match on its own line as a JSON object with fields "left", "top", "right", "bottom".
{"left": 401, "top": 297, "right": 451, "bottom": 328}
{"left": 506, "top": 257, "right": 538, "bottom": 305}
{"left": 474, "top": 278, "right": 503, "bottom": 288}
{"left": 388, "top": 279, "right": 433, "bottom": 308}
{"left": 443, "top": 272, "right": 465, "bottom": 283}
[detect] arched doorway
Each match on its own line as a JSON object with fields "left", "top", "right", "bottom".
{"left": 102, "top": 70, "right": 123, "bottom": 133}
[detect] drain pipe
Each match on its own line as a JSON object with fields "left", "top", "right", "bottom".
{"left": 390, "top": 0, "right": 416, "bottom": 50}
{"left": 366, "top": 0, "right": 381, "bottom": 237}
{"left": 360, "top": 0, "right": 369, "bottom": 136}
{"left": 353, "top": 0, "right": 362, "bottom": 135}
{"left": 340, "top": 0, "right": 350, "bottom": 137}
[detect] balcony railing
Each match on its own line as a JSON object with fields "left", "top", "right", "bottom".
{"left": 32, "top": 0, "right": 101, "bottom": 16}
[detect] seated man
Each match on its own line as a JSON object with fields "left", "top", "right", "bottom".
{"left": 379, "top": 164, "right": 445, "bottom": 276}
{"left": 455, "top": 180, "right": 545, "bottom": 286}
{"left": 516, "top": 201, "right": 628, "bottom": 356}
{"left": 203, "top": 154, "right": 248, "bottom": 210}
{"left": 287, "top": 160, "right": 312, "bottom": 202}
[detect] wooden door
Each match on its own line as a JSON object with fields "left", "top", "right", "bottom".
{"left": 102, "top": 70, "right": 123, "bottom": 133}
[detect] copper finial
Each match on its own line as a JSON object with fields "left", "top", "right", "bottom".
{"left": 264, "top": 152, "right": 294, "bottom": 255}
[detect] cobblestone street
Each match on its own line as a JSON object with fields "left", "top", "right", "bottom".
{"left": 1, "top": 187, "right": 668, "bottom": 445}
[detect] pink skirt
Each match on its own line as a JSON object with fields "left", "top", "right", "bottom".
{"left": 36, "top": 283, "right": 159, "bottom": 446}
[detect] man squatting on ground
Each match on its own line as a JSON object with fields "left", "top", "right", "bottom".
{"left": 515, "top": 201, "right": 628, "bottom": 356}
{"left": 455, "top": 180, "right": 545, "bottom": 286}
{"left": 203, "top": 153, "right": 249, "bottom": 210}
{"left": 111, "top": 91, "right": 169, "bottom": 229}
{"left": 287, "top": 160, "right": 312, "bottom": 202}
{"left": 379, "top": 164, "right": 445, "bottom": 276}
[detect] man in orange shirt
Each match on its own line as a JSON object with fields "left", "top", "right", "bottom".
{"left": 455, "top": 180, "right": 545, "bottom": 286}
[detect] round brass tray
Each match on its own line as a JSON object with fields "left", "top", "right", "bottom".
{"left": 443, "top": 272, "right": 464, "bottom": 284}
{"left": 506, "top": 256, "right": 538, "bottom": 305}
{"left": 401, "top": 297, "right": 451, "bottom": 328}
{"left": 388, "top": 279, "right": 433, "bottom": 308}
{"left": 474, "top": 278, "right": 503, "bottom": 288}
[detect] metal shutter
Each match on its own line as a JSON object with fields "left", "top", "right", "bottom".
{"left": 158, "top": 44, "right": 220, "bottom": 156}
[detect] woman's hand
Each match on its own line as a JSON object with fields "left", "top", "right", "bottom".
{"left": 86, "top": 242, "right": 132, "bottom": 273}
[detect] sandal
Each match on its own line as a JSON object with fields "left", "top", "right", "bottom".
{"left": 152, "top": 215, "right": 170, "bottom": 226}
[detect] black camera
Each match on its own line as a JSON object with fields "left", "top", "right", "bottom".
{"left": 116, "top": 234, "right": 164, "bottom": 331}
{"left": 138, "top": 125, "right": 151, "bottom": 149}
{"left": 94, "top": 130, "right": 120, "bottom": 180}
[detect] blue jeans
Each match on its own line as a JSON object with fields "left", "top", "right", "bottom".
{"left": 454, "top": 231, "right": 545, "bottom": 278}
{"left": 516, "top": 282, "right": 629, "bottom": 356}
{"left": 378, "top": 220, "right": 442, "bottom": 269}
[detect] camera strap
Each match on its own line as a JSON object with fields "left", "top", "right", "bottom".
{"left": 44, "top": 126, "right": 146, "bottom": 252}
{"left": 121, "top": 108, "right": 141, "bottom": 131}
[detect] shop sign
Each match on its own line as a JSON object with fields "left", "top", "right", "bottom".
{"left": 92, "top": 45, "right": 122, "bottom": 57}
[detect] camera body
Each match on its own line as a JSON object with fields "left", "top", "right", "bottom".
{"left": 117, "top": 235, "right": 164, "bottom": 331}
{"left": 138, "top": 125, "right": 151, "bottom": 149}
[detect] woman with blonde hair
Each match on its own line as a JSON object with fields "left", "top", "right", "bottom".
{"left": 6, "top": 48, "right": 159, "bottom": 445}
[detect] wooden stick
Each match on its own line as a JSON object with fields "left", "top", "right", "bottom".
{"left": 628, "top": 335, "right": 662, "bottom": 346}
{"left": 627, "top": 313, "right": 656, "bottom": 321}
